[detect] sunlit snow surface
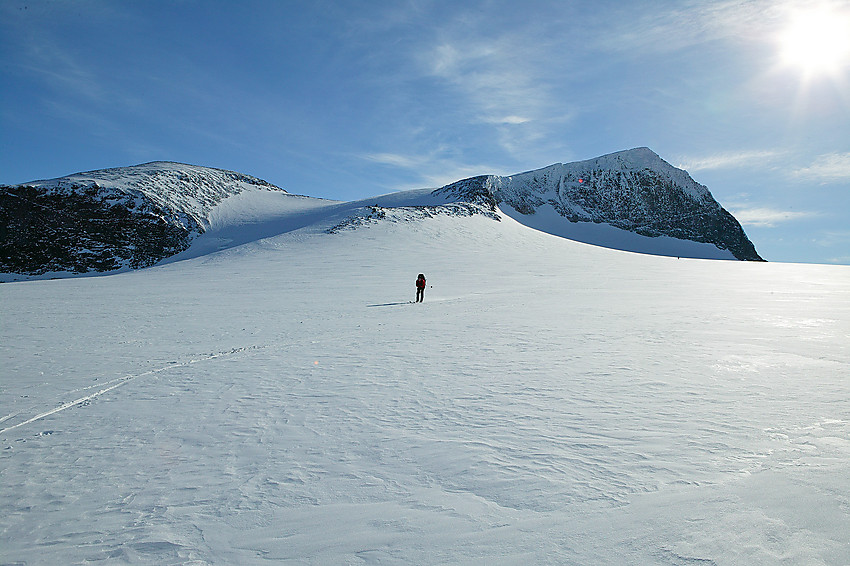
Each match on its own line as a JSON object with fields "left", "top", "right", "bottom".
{"left": 2, "top": 213, "right": 849, "bottom": 564}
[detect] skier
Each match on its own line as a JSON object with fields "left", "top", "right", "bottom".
{"left": 415, "top": 273, "right": 426, "bottom": 303}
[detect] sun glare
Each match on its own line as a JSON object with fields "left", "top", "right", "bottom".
{"left": 779, "top": 6, "right": 850, "bottom": 78}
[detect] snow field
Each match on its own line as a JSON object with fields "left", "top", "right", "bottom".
{"left": 1, "top": 212, "right": 849, "bottom": 564}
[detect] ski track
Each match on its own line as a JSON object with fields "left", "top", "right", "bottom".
{"left": 0, "top": 345, "right": 265, "bottom": 436}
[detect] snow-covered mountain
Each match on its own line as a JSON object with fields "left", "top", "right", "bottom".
{"left": 0, "top": 149, "right": 762, "bottom": 280}
{"left": 436, "top": 147, "right": 762, "bottom": 261}
{"left": 0, "top": 162, "right": 293, "bottom": 277}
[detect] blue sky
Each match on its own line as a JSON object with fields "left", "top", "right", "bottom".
{"left": 2, "top": 0, "right": 849, "bottom": 264}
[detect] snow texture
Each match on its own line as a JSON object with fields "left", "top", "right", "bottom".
{"left": 2, "top": 205, "right": 848, "bottom": 565}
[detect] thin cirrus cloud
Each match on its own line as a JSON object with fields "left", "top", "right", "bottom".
{"left": 361, "top": 152, "right": 428, "bottom": 170}
{"left": 675, "top": 150, "right": 783, "bottom": 172}
{"left": 421, "top": 31, "right": 552, "bottom": 131}
{"left": 481, "top": 115, "right": 532, "bottom": 125}
{"left": 592, "top": 0, "right": 777, "bottom": 55}
{"left": 417, "top": 31, "right": 586, "bottom": 165}
{"left": 17, "top": 39, "right": 110, "bottom": 106}
{"left": 792, "top": 153, "right": 850, "bottom": 181}
{"left": 360, "top": 150, "right": 506, "bottom": 189}
{"left": 729, "top": 206, "right": 818, "bottom": 228}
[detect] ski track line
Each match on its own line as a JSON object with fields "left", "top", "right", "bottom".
{"left": 0, "top": 345, "right": 265, "bottom": 436}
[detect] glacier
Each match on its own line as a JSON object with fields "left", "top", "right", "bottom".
{"left": 1, "top": 199, "right": 848, "bottom": 564}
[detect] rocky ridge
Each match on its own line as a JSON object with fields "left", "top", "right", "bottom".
{"left": 0, "top": 162, "right": 284, "bottom": 276}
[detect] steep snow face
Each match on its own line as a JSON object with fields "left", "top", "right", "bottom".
{"left": 0, "top": 162, "right": 297, "bottom": 277}
{"left": 437, "top": 148, "right": 762, "bottom": 261}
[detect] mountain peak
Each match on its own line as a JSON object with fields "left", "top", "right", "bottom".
{"left": 435, "top": 148, "right": 760, "bottom": 261}
{"left": 590, "top": 146, "right": 661, "bottom": 164}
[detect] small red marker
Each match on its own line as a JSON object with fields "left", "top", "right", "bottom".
{"left": 578, "top": 178, "right": 584, "bottom": 183}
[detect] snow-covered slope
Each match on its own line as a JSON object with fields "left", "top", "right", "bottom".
{"left": 1, "top": 210, "right": 847, "bottom": 564}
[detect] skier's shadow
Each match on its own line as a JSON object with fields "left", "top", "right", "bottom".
{"left": 367, "top": 301, "right": 410, "bottom": 307}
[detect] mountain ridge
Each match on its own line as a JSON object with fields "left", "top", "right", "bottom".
{"left": 1, "top": 162, "right": 295, "bottom": 277}
{"left": 1, "top": 149, "right": 763, "bottom": 280}
{"left": 25, "top": 161, "right": 286, "bottom": 230}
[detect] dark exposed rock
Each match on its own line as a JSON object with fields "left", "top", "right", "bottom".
{"left": 0, "top": 183, "right": 197, "bottom": 275}
{"left": 0, "top": 162, "right": 286, "bottom": 277}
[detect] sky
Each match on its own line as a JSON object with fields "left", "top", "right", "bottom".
{"left": 1, "top": 0, "right": 849, "bottom": 264}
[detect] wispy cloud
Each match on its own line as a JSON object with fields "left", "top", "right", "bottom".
{"left": 359, "top": 149, "right": 506, "bottom": 189}
{"left": 814, "top": 229, "right": 850, "bottom": 245}
{"left": 730, "top": 206, "right": 818, "bottom": 227}
{"left": 422, "top": 37, "right": 548, "bottom": 130}
{"left": 683, "top": 150, "right": 850, "bottom": 181}
{"left": 792, "top": 153, "right": 850, "bottom": 181}
{"left": 481, "top": 115, "right": 532, "bottom": 125}
{"left": 596, "top": 0, "right": 784, "bottom": 55}
{"left": 676, "top": 150, "right": 783, "bottom": 172}
{"left": 812, "top": 229, "right": 850, "bottom": 263}
{"left": 414, "top": 13, "right": 581, "bottom": 161}
{"left": 362, "top": 152, "right": 429, "bottom": 169}
{"left": 17, "top": 40, "right": 108, "bottom": 104}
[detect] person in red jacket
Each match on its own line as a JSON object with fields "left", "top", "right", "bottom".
{"left": 415, "top": 273, "right": 426, "bottom": 302}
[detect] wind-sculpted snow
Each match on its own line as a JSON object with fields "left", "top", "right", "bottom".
{"left": 1, "top": 213, "right": 847, "bottom": 564}
{"left": 327, "top": 202, "right": 500, "bottom": 233}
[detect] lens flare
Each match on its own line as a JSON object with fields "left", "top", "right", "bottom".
{"left": 778, "top": 6, "right": 850, "bottom": 78}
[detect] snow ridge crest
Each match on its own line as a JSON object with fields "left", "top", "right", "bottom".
{"left": 28, "top": 161, "right": 285, "bottom": 229}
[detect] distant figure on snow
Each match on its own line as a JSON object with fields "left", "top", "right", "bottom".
{"left": 415, "top": 273, "right": 426, "bottom": 302}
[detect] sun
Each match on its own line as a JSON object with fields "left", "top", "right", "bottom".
{"left": 778, "top": 5, "right": 850, "bottom": 78}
